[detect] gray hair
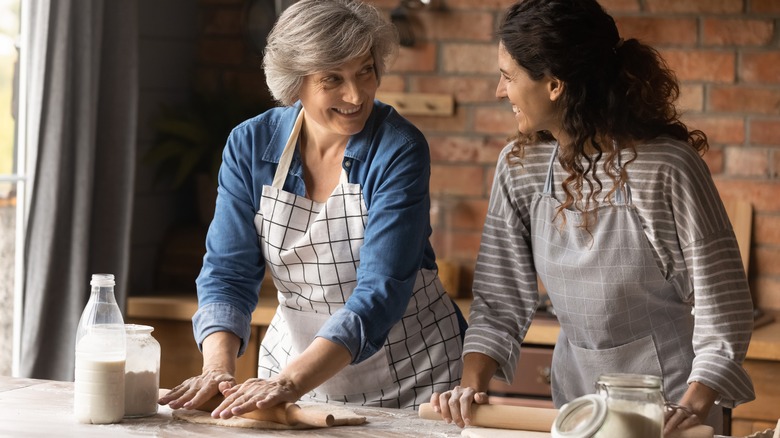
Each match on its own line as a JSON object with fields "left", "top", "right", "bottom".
{"left": 263, "top": 0, "right": 399, "bottom": 106}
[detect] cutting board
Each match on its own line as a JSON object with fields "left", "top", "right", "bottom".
{"left": 462, "top": 427, "right": 550, "bottom": 438}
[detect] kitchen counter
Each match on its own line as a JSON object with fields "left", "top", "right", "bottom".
{"left": 0, "top": 376, "right": 749, "bottom": 437}
{"left": 0, "top": 376, "right": 464, "bottom": 437}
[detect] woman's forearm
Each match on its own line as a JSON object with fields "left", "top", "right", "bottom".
{"left": 276, "top": 337, "right": 352, "bottom": 396}
{"left": 461, "top": 352, "right": 500, "bottom": 392}
{"left": 678, "top": 381, "right": 718, "bottom": 419}
{"left": 202, "top": 331, "right": 241, "bottom": 375}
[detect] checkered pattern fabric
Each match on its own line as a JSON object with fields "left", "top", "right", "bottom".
{"left": 255, "top": 182, "right": 462, "bottom": 409}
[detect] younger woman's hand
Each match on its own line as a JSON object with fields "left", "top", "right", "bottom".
{"left": 663, "top": 402, "right": 702, "bottom": 435}
{"left": 430, "top": 386, "right": 489, "bottom": 428}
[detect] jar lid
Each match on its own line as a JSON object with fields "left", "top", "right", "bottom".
{"left": 596, "top": 373, "right": 662, "bottom": 389}
{"left": 124, "top": 324, "right": 154, "bottom": 334}
{"left": 552, "top": 394, "right": 607, "bottom": 438}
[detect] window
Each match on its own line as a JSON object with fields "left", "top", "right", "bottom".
{"left": 0, "top": 0, "right": 21, "bottom": 376}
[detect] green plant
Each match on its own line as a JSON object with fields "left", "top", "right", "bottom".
{"left": 144, "top": 92, "right": 265, "bottom": 189}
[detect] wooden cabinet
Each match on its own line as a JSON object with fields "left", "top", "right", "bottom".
{"left": 487, "top": 345, "right": 554, "bottom": 408}
{"left": 126, "top": 294, "right": 277, "bottom": 390}
{"left": 731, "top": 318, "right": 780, "bottom": 436}
{"left": 731, "top": 358, "right": 780, "bottom": 435}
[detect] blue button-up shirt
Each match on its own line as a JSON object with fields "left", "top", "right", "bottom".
{"left": 193, "top": 100, "right": 465, "bottom": 363}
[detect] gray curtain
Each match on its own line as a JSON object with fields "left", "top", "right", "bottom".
{"left": 19, "top": 0, "right": 138, "bottom": 381}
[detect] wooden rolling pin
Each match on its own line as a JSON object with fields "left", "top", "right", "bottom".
{"left": 198, "top": 396, "right": 335, "bottom": 427}
{"left": 418, "top": 403, "right": 714, "bottom": 438}
{"left": 419, "top": 402, "right": 557, "bottom": 432}
{"left": 667, "top": 425, "right": 715, "bottom": 438}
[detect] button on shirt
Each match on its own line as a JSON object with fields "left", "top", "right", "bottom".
{"left": 193, "top": 101, "right": 456, "bottom": 363}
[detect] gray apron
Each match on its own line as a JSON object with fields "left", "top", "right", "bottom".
{"left": 253, "top": 108, "right": 463, "bottom": 409}
{"left": 529, "top": 145, "right": 722, "bottom": 431}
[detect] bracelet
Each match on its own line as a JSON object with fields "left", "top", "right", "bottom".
{"left": 664, "top": 402, "right": 695, "bottom": 417}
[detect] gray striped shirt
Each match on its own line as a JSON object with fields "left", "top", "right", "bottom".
{"left": 464, "top": 138, "right": 755, "bottom": 407}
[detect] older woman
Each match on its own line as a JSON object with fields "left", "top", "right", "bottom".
{"left": 431, "top": 0, "right": 754, "bottom": 435}
{"left": 158, "top": 0, "right": 465, "bottom": 417}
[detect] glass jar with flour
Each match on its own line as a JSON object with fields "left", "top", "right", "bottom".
{"left": 552, "top": 373, "right": 664, "bottom": 438}
{"left": 124, "top": 324, "right": 161, "bottom": 418}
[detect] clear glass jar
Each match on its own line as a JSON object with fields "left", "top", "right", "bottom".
{"left": 552, "top": 373, "right": 664, "bottom": 438}
{"left": 123, "top": 324, "right": 161, "bottom": 418}
{"left": 595, "top": 373, "right": 664, "bottom": 438}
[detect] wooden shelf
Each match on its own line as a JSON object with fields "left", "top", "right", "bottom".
{"left": 127, "top": 294, "right": 278, "bottom": 327}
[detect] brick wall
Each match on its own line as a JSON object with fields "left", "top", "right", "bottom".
{"left": 194, "top": 0, "right": 780, "bottom": 310}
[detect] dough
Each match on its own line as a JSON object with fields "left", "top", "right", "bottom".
{"left": 172, "top": 403, "right": 366, "bottom": 430}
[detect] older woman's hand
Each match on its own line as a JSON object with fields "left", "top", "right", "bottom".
{"left": 430, "top": 386, "right": 490, "bottom": 428}
{"left": 158, "top": 368, "right": 236, "bottom": 410}
{"left": 212, "top": 376, "right": 302, "bottom": 419}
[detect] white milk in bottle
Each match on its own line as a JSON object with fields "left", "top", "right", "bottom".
{"left": 73, "top": 274, "right": 126, "bottom": 424}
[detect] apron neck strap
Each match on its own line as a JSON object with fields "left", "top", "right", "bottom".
{"left": 272, "top": 108, "right": 306, "bottom": 189}
{"left": 272, "top": 108, "right": 351, "bottom": 191}
{"left": 543, "top": 142, "right": 632, "bottom": 205}
{"left": 543, "top": 143, "right": 559, "bottom": 195}
{"left": 612, "top": 140, "right": 632, "bottom": 205}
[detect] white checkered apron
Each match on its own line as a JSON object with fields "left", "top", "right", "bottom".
{"left": 253, "top": 109, "right": 462, "bottom": 409}
{"left": 530, "top": 145, "right": 702, "bottom": 412}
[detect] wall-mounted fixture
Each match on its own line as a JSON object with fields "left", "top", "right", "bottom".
{"left": 376, "top": 91, "right": 454, "bottom": 117}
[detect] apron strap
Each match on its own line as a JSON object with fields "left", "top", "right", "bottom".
{"left": 542, "top": 143, "right": 559, "bottom": 195}
{"left": 272, "top": 108, "right": 306, "bottom": 189}
{"left": 613, "top": 142, "right": 632, "bottom": 205}
{"left": 543, "top": 142, "right": 632, "bottom": 205}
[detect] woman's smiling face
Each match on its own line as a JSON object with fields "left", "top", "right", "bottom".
{"left": 495, "top": 42, "right": 563, "bottom": 138}
{"left": 298, "top": 53, "right": 378, "bottom": 143}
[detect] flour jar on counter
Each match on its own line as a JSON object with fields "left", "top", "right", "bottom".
{"left": 123, "top": 324, "right": 161, "bottom": 418}
{"left": 552, "top": 373, "right": 664, "bottom": 438}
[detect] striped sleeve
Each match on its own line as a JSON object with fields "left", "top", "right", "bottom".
{"left": 462, "top": 147, "right": 540, "bottom": 383}
{"left": 663, "top": 143, "right": 755, "bottom": 407}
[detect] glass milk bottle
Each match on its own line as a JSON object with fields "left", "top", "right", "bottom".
{"left": 124, "top": 324, "right": 160, "bottom": 418}
{"left": 74, "top": 274, "right": 126, "bottom": 424}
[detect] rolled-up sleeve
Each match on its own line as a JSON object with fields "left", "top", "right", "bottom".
{"left": 670, "top": 144, "right": 755, "bottom": 407}
{"left": 683, "top": 232, "right": 755, "bottom": 407}
{"left": 192, "top": 302, "right": 253, "bottom": 355}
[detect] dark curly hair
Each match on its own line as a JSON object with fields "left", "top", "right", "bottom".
{"left": 499, "top": 0, "right": 707, "bottom": 228}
